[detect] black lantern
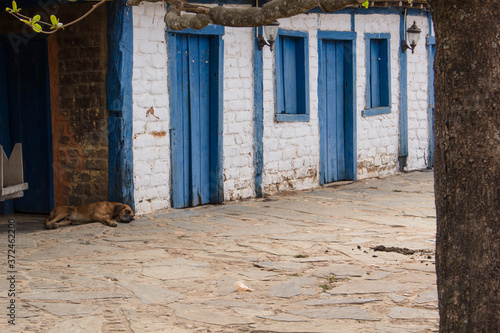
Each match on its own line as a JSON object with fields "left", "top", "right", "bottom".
{"left": 401, "top": 21, "right": 422, "bottom": 53}
{"left": 257, "top": 21, "right": 280, "bottom": 51}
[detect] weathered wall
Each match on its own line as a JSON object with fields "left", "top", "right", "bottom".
{"left": 406, "top": 14, "right": 431, "bottom": 170}
{"left": 354, "top": 13, "right": 402, "bottom": 178}
{"left": 51, "top": 4, "right": 109, "bottom": 206}
{"left": 0, "top": 4, "right": 109, "bottom": 206}
{"left": 130, "top": 7, "right": 433, "bottom": 214}
{"left": 132, "top": 3, "right": 171, "bottom": 213}
{"left": 223, "top": 27, "right": 256, "bottom": 201}
{"left": 262, "top": 14, "right": 320, "bottom": 194}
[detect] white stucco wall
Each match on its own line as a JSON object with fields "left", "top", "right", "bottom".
{"left": 132, "top": 3, "right": 171, "bottom": 214}
{"left": 261, "top": 14, "right": 321, "bottom": 194}
{"left": 130, "top": 6, "right": 433, "bottom": 214}
{"left": 406, "top": 14, "right": 431, "bottom": 170}
{"left": 223, "top": 27, "right": 256, "bottom": 201}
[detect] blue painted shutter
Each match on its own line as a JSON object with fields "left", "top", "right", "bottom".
{"left": 370, "top": 39, "right": 381, "bottom": 108}
{"left": 370, "top": 39, "right": 389, "bottom": 108}
{"left": 282, "top": 36, "right": 298, "bottom": 114}
{"left": 378, "top": 39, "right": 389, "bottom": 107}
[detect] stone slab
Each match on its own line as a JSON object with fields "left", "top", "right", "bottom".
{"left": 299, "top": 298, "right": 382, "bottom": 305}
{"left": 20, "top": 292, "right": 128, "bottom": 301}
{"left": 168, "top": 303, "right": 255, "bottom": 325}
{"left": 21, "top": 242, "right": 120, "bottom": 261}
{"left": 269, "top": 233, "right": 339, "bottom": 242}
{"left": 253, "top": 261, "right": 307, "bottom": 272}
{"left": 167, "top": 220, "right": 218, "bottom": 232}
{"left": 228, "top": 268, "right": 279, "bottom": 280}
{"left": 289, "top": 306, "right": 379, "bottom": 321}
{"left": 142, "top": 258, "right": 211, "bottom": 280}
{"left": 48, "top": 316, "right": 103, "bottom": 333}
{"left": 388, "top": 307, "right": 439, "bottom": 319}
{"left": 328, "top": 281, "right": 413, "bottom": 295}
{"left": 414, "top": 289, "right": 438, "bottom": 304}
{"left": 269, "top": 282, "right": 301, "bottom": 298}
{"left": 216, "top": 224, "right": 297, "bottom": 237}
{"left": 238, "top": 241, "right": 295, "bottom": 256}
{"left": 313, "top": 264, "right": 365, "bottom": 277}
{"left": 257, "top": 314, "right": 310, "bottom": 322}
{"left": 118, "top": 281, "right": 184, "bottom": 304}
{"left": 28, "top": 302, "right": 99, "bottom": 316}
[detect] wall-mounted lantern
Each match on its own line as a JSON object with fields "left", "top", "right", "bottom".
{"left": 401, "top": 21, "right": 422, "bottom": 53}
{"left": 257, "top": 21, "right": 280, "bottom": 51}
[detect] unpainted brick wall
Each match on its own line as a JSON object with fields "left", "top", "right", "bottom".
{"left": 51, "top": 4, "right": 109, "bottom": 206}
{"left": 0, "top": 3, "right": 109, "bottom": 206}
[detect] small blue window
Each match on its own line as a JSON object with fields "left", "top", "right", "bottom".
{"left": 364, "top": 33, "right": 391, "bottom": 117}
{"left": 275, "top": 29, "right": 310, "bottom": 122}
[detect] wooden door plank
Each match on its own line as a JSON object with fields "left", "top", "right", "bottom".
{"left": 282, "top": 37, "right": 298, "bottom": 114}
{"left": 336, "top": 41, "right": 346, "bottom": 180}
{"left": 188, "top": 35, "right": 202, "bottom": 206}
{"left": 198, "top": 35, "right": 211, "bottom": 204}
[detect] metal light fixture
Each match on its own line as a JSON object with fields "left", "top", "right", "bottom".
{"left": 401, "top": 21, "right": 422, "bottom": 53}
{"left": 258, "top": 21, "right": 280, "bottom": 51}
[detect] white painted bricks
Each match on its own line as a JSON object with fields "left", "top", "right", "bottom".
{"left": 131, "top": 8, "right": 433, "bottom": 214}
{"left": 132, "top": 3, "right": 171, "bottom": 214}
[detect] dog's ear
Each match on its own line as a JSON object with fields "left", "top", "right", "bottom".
{"left": 112, "top": 204, "right": 127, "bottom": 218}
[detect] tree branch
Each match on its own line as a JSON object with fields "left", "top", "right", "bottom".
{"left": 153, "top": 0, "right": 365, "bottom": 31}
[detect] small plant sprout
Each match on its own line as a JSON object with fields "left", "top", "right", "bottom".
{"left": 5, "top": 0, "right": 106, "bottom": 34}
{"left": 50, "top": 15, "right": 64, "bottom": 30}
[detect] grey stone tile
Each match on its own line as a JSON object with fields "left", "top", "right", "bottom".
{"left": 328, "top": 281, "right": 413, "bottom": 294}
{"left": 28, "top": 302, "right": 99, "bottom": 316}
{"left": 289, "top": 306, "right": 379, "bottom": 321}
{"left": 388, "top": 307, "right": 439, "bottom": 319}
{"left": 168, "top": 303, "right": 255, "bottom": 325}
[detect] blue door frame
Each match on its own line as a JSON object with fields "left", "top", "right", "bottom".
{"left": 0, "top": 37, "right": 54, "bottom": 214}
{"left": 427, "top": 34, "right": 435, "bottom": 168}
{"left": 318, "top": 31, "right": 357, "bottom": 184}
{"left": 167, "top": 26, "right": 224, "bottom": 208}
{"left": 107, "top": 0, "right": 134, "bottom": 209}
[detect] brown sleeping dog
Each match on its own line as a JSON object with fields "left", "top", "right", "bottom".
{"left": 45, "top": 202, "right": 134, "bottom": 229}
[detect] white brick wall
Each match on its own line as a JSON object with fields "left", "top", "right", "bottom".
{"left": 132, "top": 3, "right": 171, "bottom": 214}
{"left": 406, "top": 15, "right": 430, "bottom": 170}
{"left": 223, "top": 28, "right": 256, "bottom": 201}
{"left": 354, "top": 14, "right": 401, "bottom": 179}
{"left": 130, "top": 8, "right": 433, "bottom": 214}
{"left": 262, "top": 14, "right": 321, "bottom": 194}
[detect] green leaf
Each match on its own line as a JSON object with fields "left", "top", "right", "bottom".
{"left": 32, "top": 22, "right": 42, "bottom": 33}
{"left": 6, "top": 0, "right": 21, "bottom": 13}
{"left": 50, "top": 15, "right": 58, "bottom": 26}
{"left": 32, "top": 14, "right": 40, "bottom": 23}
{"left": 362, "top": 0, "right": 369, "bottom": 9}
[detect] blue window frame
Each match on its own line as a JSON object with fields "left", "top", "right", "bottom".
{"left": 275, "top": 29, "right": 310, "bottom": 122}
{"left": 363, "top": 33, "right": 391, "bottom": 117}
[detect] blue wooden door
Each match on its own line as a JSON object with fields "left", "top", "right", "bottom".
{"left": 319, "top": 39, "right": 354, "bottom": 184}
{"left": 171, "top": 33, "right": 220, "bottom": 208}
{"left": 0, "top": 38, "right": 53, "bottom": 214}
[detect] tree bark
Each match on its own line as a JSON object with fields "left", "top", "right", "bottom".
{"left": 429, "top": 0, "right": 500, "bottom": 331}
{"left": 159, "top": 0, "right": 363, "bottom": 30}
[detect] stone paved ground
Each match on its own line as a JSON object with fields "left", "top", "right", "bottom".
{"left": 0, "top": 171, "right": 438, "bottom": 332}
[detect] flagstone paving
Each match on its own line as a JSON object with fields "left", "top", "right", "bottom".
{"left": 0, "top": 171, "right": 438, "bottom": 332}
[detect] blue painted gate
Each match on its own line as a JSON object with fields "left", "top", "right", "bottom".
{"left": 0, "top": 38, "right": 53, "bottom": 214}
{"left": 318, "top": 32, "right": 357, "bottom": 184}
{"left": 168, "top": 27, "right": 223, "bottom": 208}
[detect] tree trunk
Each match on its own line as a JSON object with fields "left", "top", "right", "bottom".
{"left": 430, "top": 0, "right": 500, "bottom": 331}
